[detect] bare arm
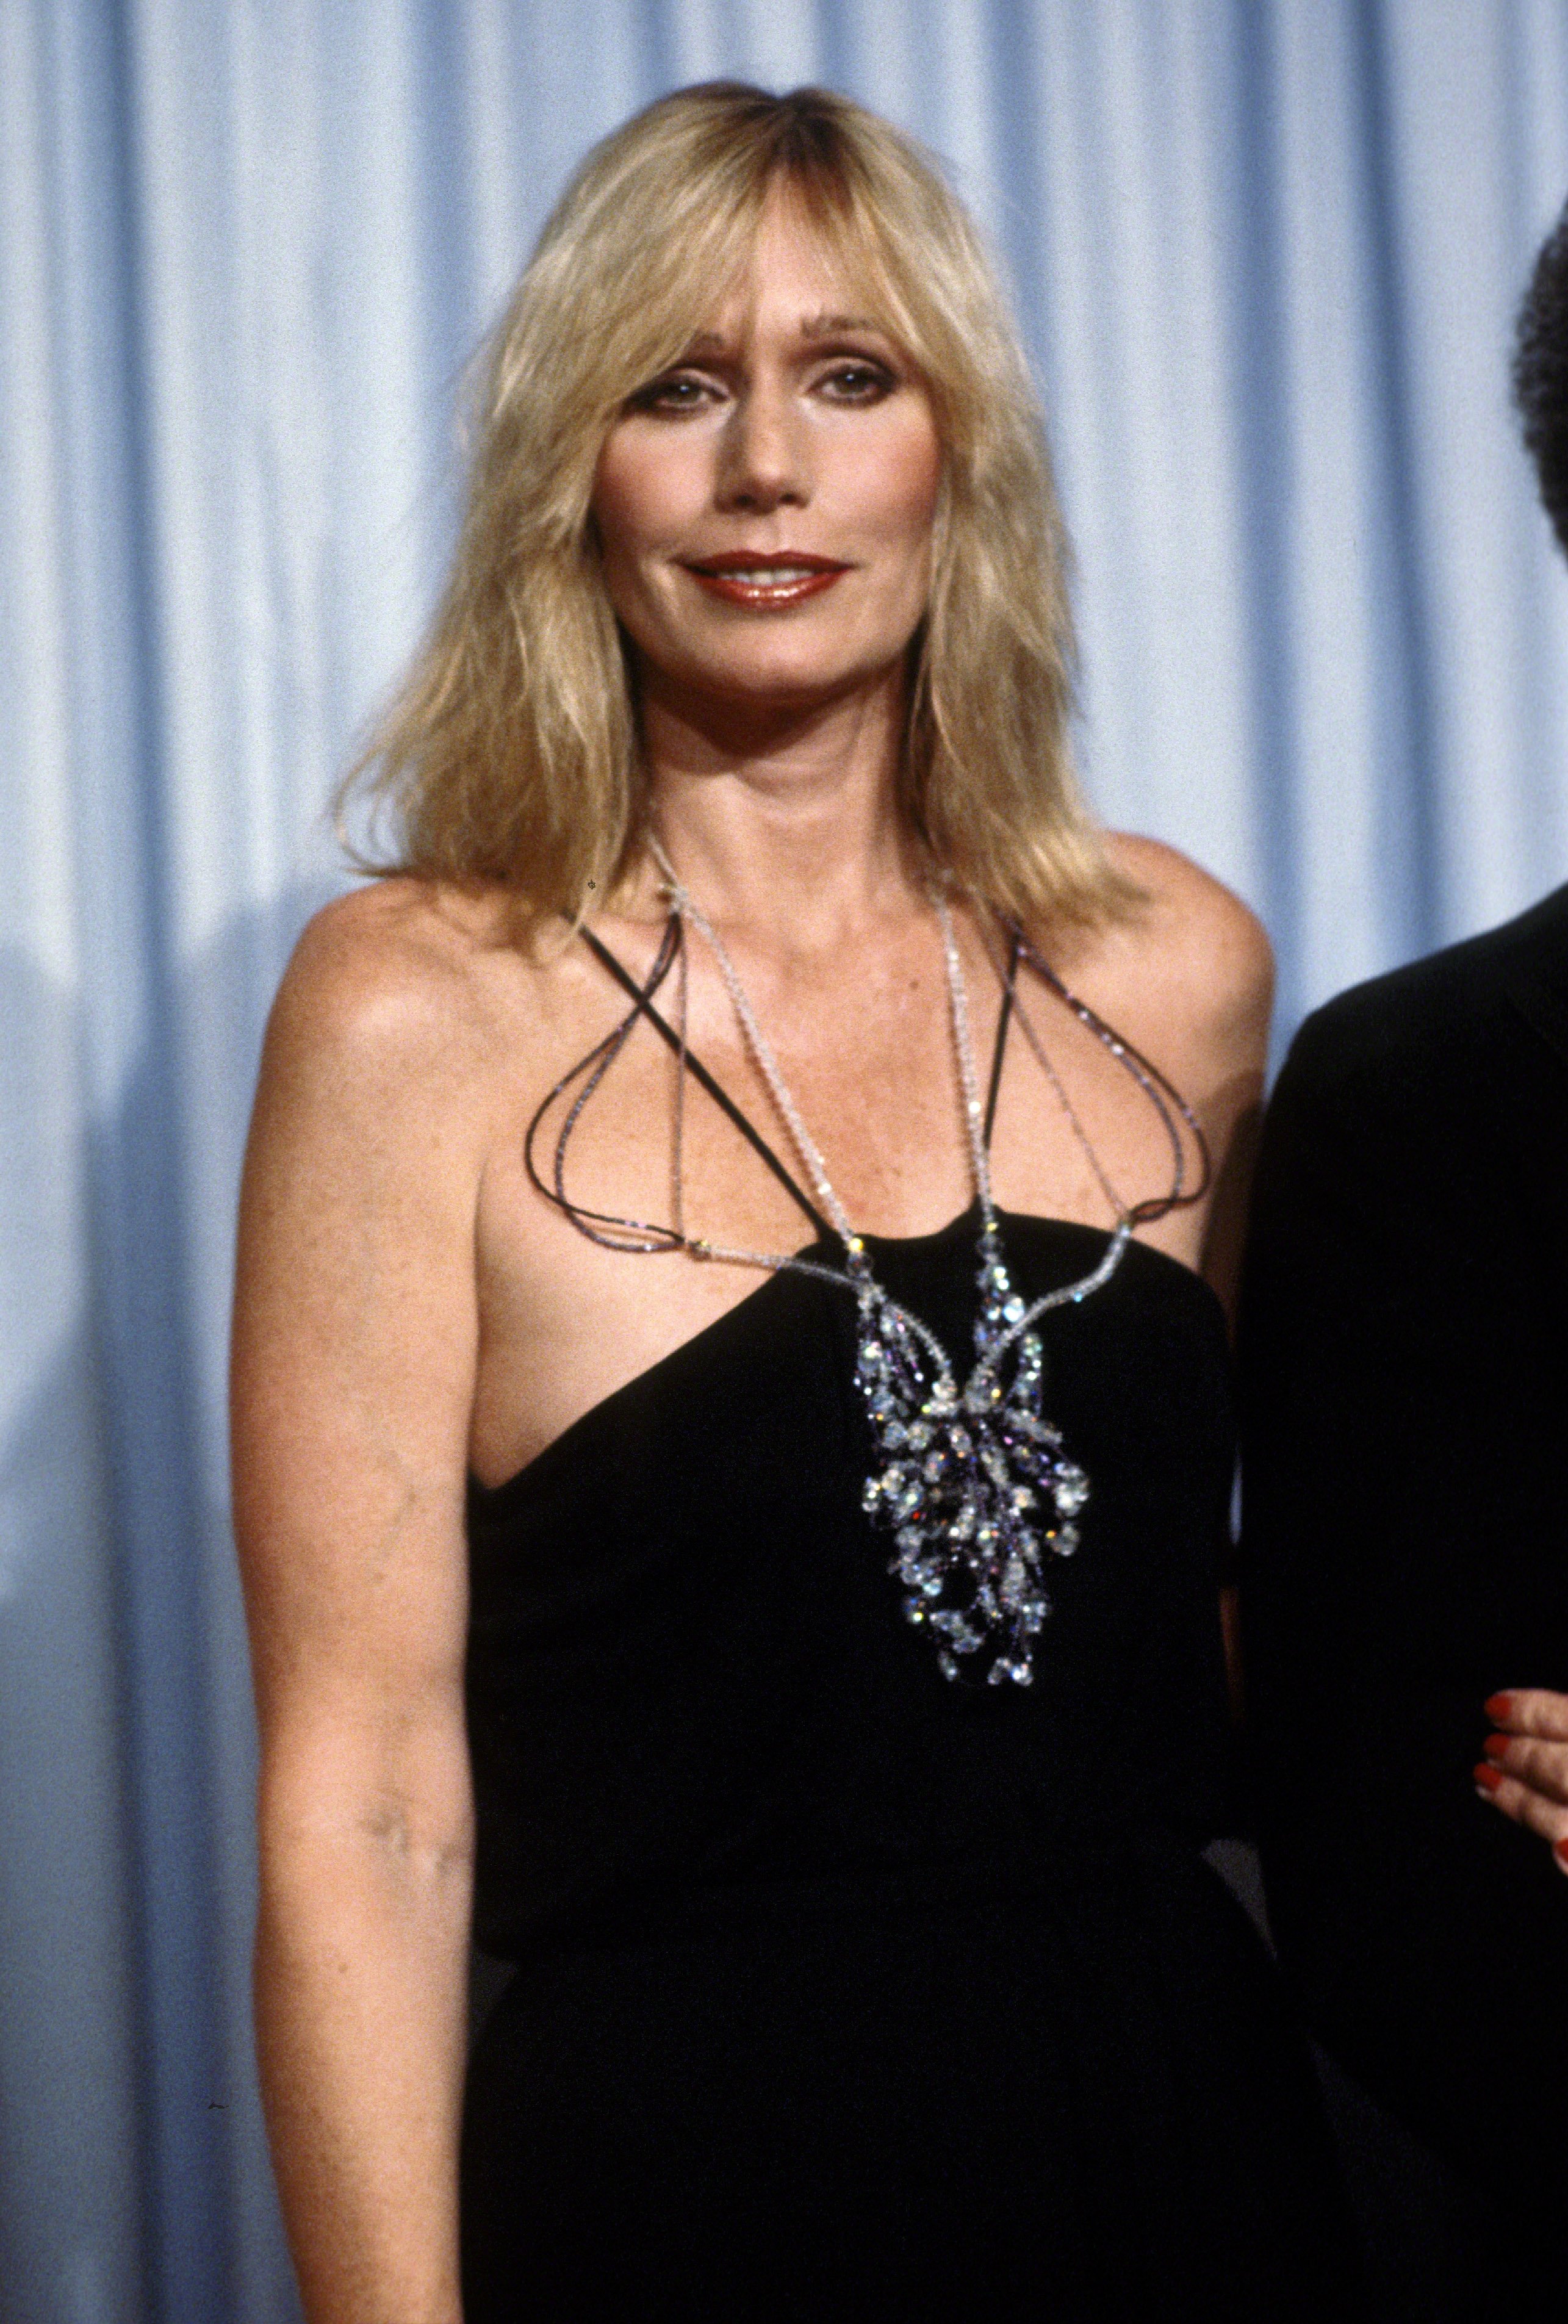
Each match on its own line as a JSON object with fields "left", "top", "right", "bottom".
{"left": 1198, "top": 949, "right": 1270, "bottom": 1721}
{"left": 232, "top": 893, "right": 490, "bottom": 2322}
{"left": 1105, "top": 836, "right": 1274, "bottom": 1713}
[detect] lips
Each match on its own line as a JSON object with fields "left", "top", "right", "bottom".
{"left": 680, "top": 552, "right": 850, "bottom": 609}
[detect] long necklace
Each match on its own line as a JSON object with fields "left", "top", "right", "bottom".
{"left": 646, "top": 840, "right": 1131, "bottom": 1689}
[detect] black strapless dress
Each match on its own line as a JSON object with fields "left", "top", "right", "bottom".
{"left": 461, "top": 971, "right": 1362, "bottom": 2320}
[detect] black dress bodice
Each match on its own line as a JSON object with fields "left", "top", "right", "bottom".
{"left": 466, "top": 1208, "right": 1236, "bottom": 1961}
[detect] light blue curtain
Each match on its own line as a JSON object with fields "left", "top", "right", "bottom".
{"left": 4, "top": 5, "right": 1567, "bottom": 2317}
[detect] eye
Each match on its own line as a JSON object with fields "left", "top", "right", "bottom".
{"left": 815, "top": 359, "right": 897, "bottom": 404}
{"left": 627, "top": 372, "right": 719, "bottom": 418}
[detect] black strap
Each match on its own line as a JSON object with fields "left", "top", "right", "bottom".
{"left": 524, "top": 915, "right": 688, "bottom": 1248}
{"left": 1012, "top": 927, "right": 1211, "bottom": 1218}
{"left": 982, "top": 926, "right": 1021, "bottom": 1149}
{"left": 578, "top": 923, "right": 833, "bottom": 1241}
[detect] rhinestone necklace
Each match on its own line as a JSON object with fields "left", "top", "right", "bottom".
{"left": 647, "top": 838, "right": 1131, "bottom": 1689}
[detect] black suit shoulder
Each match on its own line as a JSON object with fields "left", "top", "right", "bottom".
{"left": 1253, "top": 880, "right": 1568, "bottom": 1234}
{"left": 1278, "top": 879, "right": 1568, "bottom": 1106}
{"left": 1245, "top": 876, "right": 1568, "bottom": 1494}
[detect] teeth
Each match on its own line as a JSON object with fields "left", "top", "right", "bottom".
{"left": 710, "top": 567, "right": 816, "bottom": 583}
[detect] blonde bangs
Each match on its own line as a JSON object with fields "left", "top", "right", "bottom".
{"left": 342, "top": 84, "right": 1134, "bottom": 938}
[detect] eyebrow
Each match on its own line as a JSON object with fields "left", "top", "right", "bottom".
{"left": 799, "top": 312, "right": 886, "bottom": 339}
{"left": 681, "top": 312, "right": 890, "bottom": 355}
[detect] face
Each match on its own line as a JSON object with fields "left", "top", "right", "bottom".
{"left": 590, "top": 195, "right": 943, "bottom": 721}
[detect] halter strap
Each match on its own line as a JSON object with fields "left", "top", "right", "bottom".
{"left": 575, "top": 916, "right": 1022, "bottom": 1240}
{"left": 982, "top": 924, "right": 1021, "bottom": 1148}
{"left": 578, "top": 923, "right": 831, "bottom": 1240}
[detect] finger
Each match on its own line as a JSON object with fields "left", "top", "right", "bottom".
{"left": 1481, "top": 1732, "right": 1568, "bottom": 1805}
{"left": 1485, "top": 1688, "right": 1568, "bottom": 1741}
{"left": 1473, "top": 1763, "right": 1568, "bottom": 1866}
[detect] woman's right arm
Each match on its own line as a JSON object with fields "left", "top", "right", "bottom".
{"left": 232, "top": 893, "right": 490, "bottom": 2323}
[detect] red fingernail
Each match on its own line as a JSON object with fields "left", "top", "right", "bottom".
{"left": 1486, "top": 1693, "right": 1514, "bottom": 1723}
{"left": 1473, "top": 1763, "right": 1503, "bottom": 1793}
{"left": 1555, "top": 1840, "right": 1568, "bottom": 1872}
{"left": 1483, "top": 1732, "right": 1511, "bottom": 1761}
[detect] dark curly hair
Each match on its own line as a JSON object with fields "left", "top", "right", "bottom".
{"left": 1514, "top": 199, "right": 1568, "bottom": 557}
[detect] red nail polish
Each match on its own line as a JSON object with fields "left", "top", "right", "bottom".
{"left": 1555, "top": 1839, "right": 1568, "bottom": 1871}
{"left": 1473, "top": 1763, "right": 1503, "bottom": 1793}
{"left": 1483, "top": 1732, "right": 1511, "bottom": 1761}
{"left": 1486, "top": 1693, "right": 1514, "bottom": 1723}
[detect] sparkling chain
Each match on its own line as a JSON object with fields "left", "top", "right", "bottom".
{"left": 647, "top": 836, "right": 1131, "bottom": 1687}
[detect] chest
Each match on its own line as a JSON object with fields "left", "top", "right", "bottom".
{"left": 468, "top": 934, "right": 1212, "bottom": 1483}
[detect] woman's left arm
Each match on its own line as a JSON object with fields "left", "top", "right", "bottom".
{"left": 1475, "top": 1690, "right": 1568, "bottom": 1875}
{"left": 1177, "top": 862, "right": 1274, "bottom": 1714}
{"left": 1107, "top": 840, "right": 1275, "bottom": 1714}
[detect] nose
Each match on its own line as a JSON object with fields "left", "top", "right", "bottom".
{"left": 714, "top": 380, "right": 808, "bottom": 514}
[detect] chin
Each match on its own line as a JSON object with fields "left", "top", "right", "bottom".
{"left": 688, "top": 643, "right": 893, "bottom": 713}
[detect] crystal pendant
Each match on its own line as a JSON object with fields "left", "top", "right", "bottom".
{"left": 855, "top": 1224, "right": 1090, "bottom": 1687}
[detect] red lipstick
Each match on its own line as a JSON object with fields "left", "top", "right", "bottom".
{"left": 681, "top": 552, "right": 849, "bottom": 609}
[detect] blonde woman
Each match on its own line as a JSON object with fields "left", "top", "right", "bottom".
{"left": 234, "top": 84, "right": 1361, "bottom": 2321}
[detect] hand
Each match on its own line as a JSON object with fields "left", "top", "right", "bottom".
{"left": 1474, "top": 1691, "right": 1568, "bottom": 1876}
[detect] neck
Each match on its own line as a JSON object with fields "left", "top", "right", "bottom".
{"left": 632, "top": 660, "right": 926, "bottom": 952}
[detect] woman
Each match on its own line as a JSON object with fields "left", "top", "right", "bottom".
{"left": 234, "top": 84, "right": 1361, "bottom": 2320}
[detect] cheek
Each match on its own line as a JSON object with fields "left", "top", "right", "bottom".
{"left": 591, "top": 426, "right": 707, "bottom": 572}
{"left": 869, "top": 422, "right": 943, "bottom": 561}
{"left": 588, "top": 442, "right": 650, "bottom": 582}
{"left": 590, "top": 441, "right": 677, "bottom": 600}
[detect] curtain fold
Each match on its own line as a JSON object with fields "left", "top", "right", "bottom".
{"left": 4, "top": 5, "right": 1566, "bottom": 2316}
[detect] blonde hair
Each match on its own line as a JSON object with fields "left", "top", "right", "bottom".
{"left": 344, "top": 82, "right": 1129, "bottom": 931}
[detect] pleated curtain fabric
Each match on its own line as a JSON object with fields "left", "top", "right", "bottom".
{"left": 3, "top": 4, "right": 1567, "bottom": 2317}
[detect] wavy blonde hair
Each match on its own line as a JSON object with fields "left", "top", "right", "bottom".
{"left": 345, "top": 82, "right": 1129, "bottom": 930}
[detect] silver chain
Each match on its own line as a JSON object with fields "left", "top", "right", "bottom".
{"left": 638, "top": 835, "right": 1140, "bottom": 1687}
{"left": 645, "top": 835, "right": 1130, "bottom": 1366}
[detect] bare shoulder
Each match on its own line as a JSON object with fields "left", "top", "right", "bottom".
{"left": 1102, "top": 833, "right": 1273, "bottom": 993}
{"left": 1098, "top": 833, "right": 1273, "bottom": 1068}
{"left": 271, "top": 878, "right": 497, "bottom": 1064}
{"left": 259, "top": 876, "right": 534, "bottom": 1136}
{"left": 236, "top": 880, "right": 532, "bottom": 1393}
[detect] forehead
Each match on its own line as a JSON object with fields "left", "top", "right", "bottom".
{"left": 688, "top": 195, "right": 896, "bottom": 350}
